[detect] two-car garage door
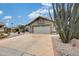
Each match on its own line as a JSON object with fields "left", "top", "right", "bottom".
{"left": 33, "top": 26, "right": 51, "bottom": 34}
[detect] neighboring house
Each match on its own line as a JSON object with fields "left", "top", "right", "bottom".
{"left": 0, "top": 22, "right": 5, "bottom": 32}
{"left": 26, "top": 16, "right": 56, "bottom": 34}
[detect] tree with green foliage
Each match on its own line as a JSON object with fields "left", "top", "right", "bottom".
{"left": 18, "top": 25, "right": 25, "bottom": 33}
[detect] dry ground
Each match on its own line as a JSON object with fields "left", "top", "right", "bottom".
{"left": 52, "top": 34, "right": 79, "bottom": 56}
{"left": 0, "top": 33, "right": 57, "bottom": 56}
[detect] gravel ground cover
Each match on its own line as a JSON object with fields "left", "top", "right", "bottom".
{"left": 52, "top": 35, "right": 79, "bottom": 56}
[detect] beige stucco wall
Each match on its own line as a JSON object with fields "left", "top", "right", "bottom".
{"left": 0, "top": 28, "right": 4, "bottom": 32}
{"left": 27, "top": 18, "right": 56, "bottom": 33}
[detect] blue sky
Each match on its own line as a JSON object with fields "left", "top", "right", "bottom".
{"left": 0, "top": 3, "right": 52, "bottom": 27}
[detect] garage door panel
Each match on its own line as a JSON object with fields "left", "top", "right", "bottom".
{"left": 33, "top": 26, "right": 51, "bottom": 34}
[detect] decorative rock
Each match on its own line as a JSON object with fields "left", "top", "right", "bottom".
{"left": 53, "top": 35, "right": 79, "bottom": 56}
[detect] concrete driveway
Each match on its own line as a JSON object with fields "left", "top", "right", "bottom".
{"left": 0, "top": 33, "right": 55, "bottom": 56}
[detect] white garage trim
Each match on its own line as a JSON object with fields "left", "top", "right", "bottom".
{"left": 33, "top": 26, "right": 51, "bottom": 34}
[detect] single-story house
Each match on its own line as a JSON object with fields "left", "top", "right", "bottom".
{"left": 26, "top": 16, "right": 56, "bottom": 34}
{"left": 0, "top": 22, "right": 5, "bottom": 32}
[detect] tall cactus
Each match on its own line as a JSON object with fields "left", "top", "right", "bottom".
{"left": 51, "top": 3, "right": 79, "bottom": 43}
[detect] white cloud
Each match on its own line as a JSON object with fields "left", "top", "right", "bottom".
{"left": 28, "top": 3, "right": 53, "bottom": 21}
{"left": 2, "top": 16, "right": 12, "bottom": 23}
{"left": 36, "top": 7, "right": 48, "bottom": 13}
{"left": 28, "top": 7, "right": 53, "bottom": 20}
{"left": 41, "top": 3, "right": 52, "bottom": 7}
{"left": 27, "top": 11, "right": 43, "bottom": 24}
{"left": 3, "top": 16, "right": 12, "bottom": 20}
{"left": 18, "top": 16, "right": 22, "bottom": 18}
{"left": 28, "top": 7, "right": 49, "bottom": 19}
{"left": 0, "top": 10, "right": 3, "bottom": 15}
{"left": 28, "top": 12, "right": 41, "bottom": 19}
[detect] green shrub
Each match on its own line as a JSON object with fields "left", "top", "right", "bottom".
{"left": 0, "top": 32, "right": 9, "bottom": 39}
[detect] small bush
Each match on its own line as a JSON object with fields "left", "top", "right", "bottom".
{"left": 0, "top": 32, "right": 9, "bottom": 39}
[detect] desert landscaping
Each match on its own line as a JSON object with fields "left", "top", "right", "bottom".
{"left": 52, "top": 35, "right": 79, "bottom": 56}
{"left": 0, "top": 3, "right": 79, "bottom": 56}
